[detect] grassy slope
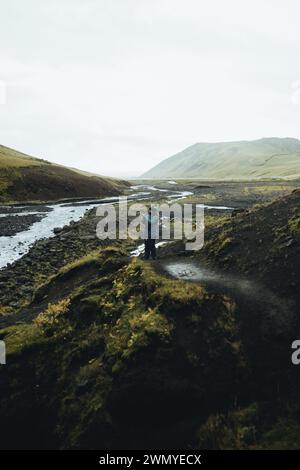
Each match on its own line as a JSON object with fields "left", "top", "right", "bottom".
{"left": 142, "top": 137, "right": 300, "bottom": 180}
{"left": 194, "top": 189, "right": 300, "bottom": 448}
{"left": 0, "top": 248, "right": 239, "bottom": 449}
{"left": 0, "top": 144, "right": 129, "bottom": 202}
{"left": 0, "top": 145, "right": 48, "bottom": 168}
{"left": 197, "top": 188, "right": 300, "bottom": 301}
{"left": 0, "top": 191, "right": 299, "bottom": 449}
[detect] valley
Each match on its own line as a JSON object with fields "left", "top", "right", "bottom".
{"left": 2, "top": 0, "right": 300, "bottom": 455}
{"left": 0, "top": 178, "right": 299, "bottom": 449}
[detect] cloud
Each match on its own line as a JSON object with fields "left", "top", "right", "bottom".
{"left": 0, "top": 0, "right": 300, "bottom": 176}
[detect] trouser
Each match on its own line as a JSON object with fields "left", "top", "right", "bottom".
{"left": 144, "top": 239, "right": 156, "bottom": 259}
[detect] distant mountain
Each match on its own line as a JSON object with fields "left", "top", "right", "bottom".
{"left": 142, "top": 138, "right": 300, "bottom": 180}
{"left": 0, "top": 145, "right": 129, "bottom": 203}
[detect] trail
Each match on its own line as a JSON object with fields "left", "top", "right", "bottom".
{"left": 152, "top": 257, "right": 296, "bottom": 337}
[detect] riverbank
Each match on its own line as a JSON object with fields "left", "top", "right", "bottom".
{"left": 0, "top": 206, "right": 120, "bottom": 316}
{"left": 0, "top": 184, "right": 195, "bottom": 314}
{"left": 0, "top": 213, "right": 46, "bottom": 236}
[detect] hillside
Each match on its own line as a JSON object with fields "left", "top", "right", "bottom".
{"left": 196, "top": 188, "right": 300, "bottom": 304}
{"left": 142, "top": 137, "right": 300, "bottom": 180}
{"left": 0, "top": 190, "right": 299, "bottom": 449}
{"left": 0, "top": 145, "right": 129, "bottom": 203}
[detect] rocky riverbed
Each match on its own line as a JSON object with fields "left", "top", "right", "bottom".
{"left": 0, "top": 206, "right": 113, "bottom": 315}
{"left": 0, "top": 204, "right": 52, "bottom": 215}
{"left": 0, "top": 213, "right": 47, "bottom": 236}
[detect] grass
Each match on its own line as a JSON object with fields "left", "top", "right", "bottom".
{"left": 197, "top": 402, "right": 300, "bottom": 450}
{"left": 1, "top": 323, "right": 44, "bottom": 355}
{"left": 59, "top": 250, "right": 102, "bottom": 274}
{"left": 0, "top": 145, "right": 48, "bottom": 168}
{"left": 142, "top": 138, "right": 300, "bottom": 180}
{"left": 34, "top": 298, "right": 71, "bottom": 336}
{"left": 288, "top": 215, "right": 300, "bottom": 234}
{"left": 0, "top": 247, "right": 242, "bottom": 448}
{"left": 1, "top": 229, "right": 300, "bottom": 449}
{"left": 197, "top": 403, "right": 259, "bottom": 449}
{"left": 241, "top": 184, "right": 293, "bottom": 194}
{"left": 0, "top": 185, "right": 299, "bottom": 449}
{"left": 0, "top": 144, "right": 128, "bottom": 202}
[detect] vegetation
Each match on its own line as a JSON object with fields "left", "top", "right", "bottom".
{"left": 142, "top": 137, "right": 300, "bottom": 180}
{"left": 0, "top": 247, "right": 243, "bottom": 449}
{"left": 196, "top": 188, "right": 300, "bottom": 300}
{"left": 0, "top": 144, "right": 129, "bottom": 202}
{"left": 34, "top": 299, "right": 71, "bottom": 336}
{"left": 0, "top": 145, "right": 47, "bottom": 168}
{"left": 197, "top": 402, "right": 300, "bottom": 450}
{"left": 0, "top": 184, "right": 299, "bottom": 449}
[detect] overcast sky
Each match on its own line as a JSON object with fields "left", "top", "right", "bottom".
{"left": 1, "top": 0, "right": 300, "bottom": 177}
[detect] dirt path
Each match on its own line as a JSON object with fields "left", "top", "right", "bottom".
{"left": 152, "top": 256, "right": 296, "bottom": 337}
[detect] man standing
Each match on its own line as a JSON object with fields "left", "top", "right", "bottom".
{"left": 143, "top": 206, "right": 159, "bottom": 260}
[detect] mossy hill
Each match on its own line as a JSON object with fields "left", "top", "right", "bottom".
{"left": 0, "top": 144, "right": 129, "bottom": 203}
{"left": 0, "top": 190, "right": 299, "bottom": 449}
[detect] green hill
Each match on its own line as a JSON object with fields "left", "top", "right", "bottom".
{"left": 142, "top": 137, "right": 300, "bottom": 180}
{"left": 0, "top": 145, "right": 129, "bottom": 203}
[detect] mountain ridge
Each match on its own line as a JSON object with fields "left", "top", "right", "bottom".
{"left": 142, "top": 137, "right": 300, "bottom": 180}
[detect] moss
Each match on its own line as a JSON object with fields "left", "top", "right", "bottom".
{"left": 0, "top": 305, "right": 14, "bottom": 316}
{"left": 288, "top": 215, "right": 300, "bottom": 234}
{"left": 32, "top": 245, "right": 127, "bottom": 304}
{"left": 259, "top": 417, "right": 300, "bottom": 450}
{"left": 197, "top": 403, "right": 259, "bottom": 449}
{"left": 218, "top": 236, "right": 234, "bottom": 252}
{"left": 0, "top": 323, "right": 44, "bottom": 356}
{"left": 34, "top": 298, "right": 71, "bottom": 336}
{"left": 106, "top": 307, "right": 172, "bottom": 361}
{"left": 197, "top": 402, "right": 300, "bottom": 450}
{"left": 59, "top": 251, "right": 102, "bottom": 274}
{"left": 203, "top": 233, "right": 235, "bottom": 258}
{"left": 0, "top": 252, "right": 246, "bottom": 449}
{"left": 152, "top": 280, "right": 207, "bottom": 316}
